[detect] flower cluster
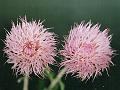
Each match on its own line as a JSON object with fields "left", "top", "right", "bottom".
{"left": 4, "top": 17, "right": 57, "bottom": 76}
{"left": 60, "top": 21, "right": 114, "bottom": 80}
{"left": 4, "top": 17, "right": 114, "bottom": 81}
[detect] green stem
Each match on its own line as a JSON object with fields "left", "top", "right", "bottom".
{"left": 47, "top": 68, "right": 66, "bottom": 90}
{"left": 59, "top": 80, "right": 65, "bottom": 90}
{"left": 45, "top": 69, "right": 54, "bottom": 81}
{"left": 23, "top": 75, "right": 29, "bottom": 90}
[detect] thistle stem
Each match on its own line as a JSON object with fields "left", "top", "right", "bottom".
{"left": 47, "top": 68, "right": 66, "bottom": 90}
{"left": 23, "top": 75, "right": 29, "bottom": 90}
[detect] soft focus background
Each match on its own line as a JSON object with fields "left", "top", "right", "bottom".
{"left": 0, "top": 0, "right": 120, "bottom": 90}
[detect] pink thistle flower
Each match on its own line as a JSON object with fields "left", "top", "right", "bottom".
{"left": 4, "top": 17, "right": 57, "bottom": 76}
{"left": 60, "top": 21, "right": 114, "bottom": 81}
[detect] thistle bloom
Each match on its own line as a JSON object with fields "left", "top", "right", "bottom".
{"left": 60, "top": 21, "right": 114, "bottom": 81}
{"left": 4, "top": 17, "right": 57, "bottom": 76}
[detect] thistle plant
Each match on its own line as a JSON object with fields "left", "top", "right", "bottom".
{"left": 4, "top": 17, "right": 57, "bottom": 90}
{"left": 3, "top": 17, "right": 115, "bottom": 90}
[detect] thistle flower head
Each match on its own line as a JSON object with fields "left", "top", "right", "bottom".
{"left": 60, "top": 21, "right": 114, "bottom": 81}
{"left": 4, "top": 17, "right": 57, "bottom": 76}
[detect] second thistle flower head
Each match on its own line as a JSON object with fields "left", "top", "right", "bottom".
{"left": 4, "top": 17, "right": 57, "bottom": 76}
{"left": 60, "top": 21, "right": 114, "bottom": 81}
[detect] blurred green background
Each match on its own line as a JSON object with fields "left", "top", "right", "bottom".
{"left": 0, "top": 0, "right": 120, "bottom": 90}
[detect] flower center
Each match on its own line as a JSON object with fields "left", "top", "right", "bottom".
{"left": 23, "top": 41, "right": 39, "bottom": 57}
{"left": 80, "top": 43, "right": 95, "bottom": 57}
